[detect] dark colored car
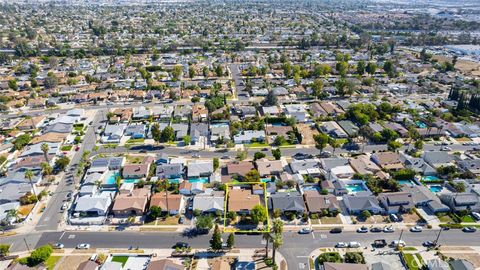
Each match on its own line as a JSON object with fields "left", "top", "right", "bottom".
{"left": 370, "top": 227, "right": 382, "bottom": 233}
{"left": 373, "top": 239, "right": 387, "bottom": 248}
{"left": 330, "top": 227, "right": 342, "bottom": 234}
{"left": 462, "top": 227, "right": 477, "bottom": 233}
{"left": 172, "top": 242, "right": 189, "bottom": 249}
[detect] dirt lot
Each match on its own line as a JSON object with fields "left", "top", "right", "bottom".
{"left": 297, "top": 123, "right": 319, "bottom": 145}
{"left": 432, "top": 55, "right": 480, "bottom": 76}
{"left": 352, "top": 215, "right": 387, "bottom": 224}
{"left": 402, "top": 212, "right": 422, "bottom": 223}
{"left": 54, "top": 255, "right": 90, "bottom": 270}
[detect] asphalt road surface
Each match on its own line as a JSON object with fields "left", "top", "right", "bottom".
{"left": 2, "top": 229, "right": 479, "bottom": 269}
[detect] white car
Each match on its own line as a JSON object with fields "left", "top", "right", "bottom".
{"left": 76, "top": 243, "right": 90, "bottom": 249}
{"left": 383, "top": 227, "right": 395, "bottom": 233}
{"left": 348, "top": 242, "right": 361, "bottom": 248}
{"left": 335, "top": 242, "right": 348, "bottom": 248}
{"left": 390, "top": 240, "right": 406, "bottom": 247}
{"left": 356, "top": 227, "right": 368, "bottom": 233}
{"left": 410, "top": 226, "right": 423, "bottom": 232}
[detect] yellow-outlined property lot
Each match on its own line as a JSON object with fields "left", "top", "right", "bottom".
{"left": 223, "top": 181, "right": 271, "bottom": 233}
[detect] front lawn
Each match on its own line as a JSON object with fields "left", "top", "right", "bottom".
{"left": 460, "top": 215, "right": 476, "bottom": 223}
{"left": 436, "top": 213, "right": 454, "bottom": 223}
{"left": 320, "top": 216, "right": 342, "bottom": 224}
{"left": 111, "top": 256, "right": 129, "bottom": 266}
{"left": 60, "top": 145, "right": 73, "bottom": 151}
{"left": 402, "top": 253, "right": 422, "bottom": 270}
{"left": 126, "top": 138, "right": 145, "bottom": 144}
{"left": 246, "top": 142, "right": 269, "bottom": 148}
{"left": 45, "top": 256, "right": 62, "bottom": 270}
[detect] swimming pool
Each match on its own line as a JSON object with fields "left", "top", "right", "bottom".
{"left": 104, "top": 171, "right": 121, "bottom": 185}
{"left": 345, "top": 184, "right": 367, "bottom": 193}
{"left": 428, "top": 185, "right": 444, "bottom": 193}
{"left": 397, "top": 180, "right": 417, "bottom": 186}
{"left": 422, "top": 176, "right": 442, "bottom": 182}
{"left": 168, "top": 178, "right": 181, "bottom": 184}
{"left": 189, "top": 177, "right": 209, "bottom": 183}
{"left": 261, "top": 178, "right": 273, "bottom": 183}
{"left": 303, "top": 185, "right": 320, "bottom": 192}
{"left": 416, "top": 121, "right": 427, "bottom": 129}
{"left": 123, "top": 178, "right": 139, "bottom": 184}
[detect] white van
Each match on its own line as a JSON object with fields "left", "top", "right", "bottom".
{"left": 472, "top": 212, "right": 480, "bottom": 221}
{"left": 348, "top": 242, "right": 361, "bottom": 248}
{"left": 390, "top": 240, "right": 406, "bottom": 247}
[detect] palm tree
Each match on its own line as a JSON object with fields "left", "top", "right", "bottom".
{"left": 272, "top": 219, "right": 284, "bottom": 234}
{"left": 40, "top": 162, "right": 52, "bottom": 176}
{"left": 41, "top": 143, "right": 49, "bottom": 163}
{"left": 262, "top": 232, "right": 271, "bottom": 258}
{"left": 24, "top": 170, "right": 37, "bottom": 198}
{"left": 158, "top": 179, "right": 170, "bottom": 213}
{"left": 271, "top": 233, "right": 283, "bottom": 266}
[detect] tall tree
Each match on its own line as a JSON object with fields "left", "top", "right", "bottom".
{"left": 41, "top": 143, "right": 49, "bottom": 163}
{"left": 210, "top": 224, "right": 223, "bottom": 251}
{"left": 271, "top": 232, "right": 283, "bottom": 265}
{"left": 24, "top": 170, "right": 37, "bottom": 198}
{"left": 151, "top": 123, "right": 161, "bottom": 144}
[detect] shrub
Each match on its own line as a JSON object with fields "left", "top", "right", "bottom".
{"left": 0, "top": 244, "right": 10, "bottom": 256}
{"left": 344, "top": 252, "right": 365, "bottom": 264}
{"left": 317, "top": 252, "right": 343, "bottom": 265}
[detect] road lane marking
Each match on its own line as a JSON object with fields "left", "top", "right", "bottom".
{"left": 299, "top": 263, "right": 305, "bottom": 269}
{"left": 59, "top": 231, "right": 66, "bottom": 240}
{"left": 312, "top": 232, "right": 315, "bottom": 239}
{"left": 68, "top": 234, "right": 75, "bottom": 239}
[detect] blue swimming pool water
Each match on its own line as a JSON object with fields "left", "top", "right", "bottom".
{"left": 416, "top": 121, "right": 427, "bottom": 129}
{"left": 123, "top": 178, "right": 139, "bottom": 184}
{"left": 397, "top": 180, "right": 417, "bottom": 186}
{"left": 189, "top": 177, "right": 209, "bottom": 183}
{"left": 346, "top": 184, "right": 367, "bottom": 193}
{"left": 428, "top": 185, "right": 443, "bottom": 193}
{"left": 303, "top": 185, "right": 320, "bottom": 191}
{"left": 168, "top": 178, "right": 181, "bottom": 184}
{"left": 105, "top": 171, "right": 120, "bottom": 185}
{"left": 422, "top": 176, "right": 441, "bottom": 182}
{"left": 261, "top": 178, "right": 272, "bottom": 183}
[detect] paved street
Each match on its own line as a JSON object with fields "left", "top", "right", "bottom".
{"left": 35, "top": 110, "right": 104, "bottom": 231}
{"left": 2, "top": 229, "right": 479, "bottom": 269}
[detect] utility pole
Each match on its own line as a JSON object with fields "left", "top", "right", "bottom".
{"left": 434, "top": 228, "right": 443, "bottom": 246}
{"left": 397, "top": 229, "right": 404, "bottom": 249}
{"left": 23, "top": 238, "right": 30, "bottom": 252}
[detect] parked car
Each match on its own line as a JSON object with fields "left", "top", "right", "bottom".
{"left": 423, "top": 241, "right": 435, "bottom": 247}
{"left": 373, "top": 239, "right": 387, "bottom": 248}
{"left": 471, "top": 212, "right": 480, "bottom": 221}
{"left": 293, "top": 153, "right": 313, "bottom": 160}
{"left": 298, "top": 228, "right": 313, "bottom": 234}
{"left": 356, "top": 227, "right": 368, "bottom": 233}
{"left": 335, "top": 242, "right": 347, "bottom": 248}
{"left": 318, "top": 151, "right": 332, "bottom": 158}
{"left": 172, "top": 242, "right": 190, "bottom": 249}
{"left": 383, "top": 227, "right": 395, "bottom": 233}
{"left": 389, "top": 213, "right": 400, "bottom": 222}
{"left": 390, "top": 240, "right": 406, "bottom": 247}
{"left": 370, "top": 227, "right": 382, "bottom": 233}
{"left": 410, "top": 226, "right": 423, "bottom": 232}
{"left": 330, "top": 227, "right": 342, "bottom": 234}
{"left": 178, "top": 217, "right": 185, "bottom": 224}
{"left": 440, "top": 146, "right": 452, "bottom": 151}
{"left": 348, "top": 242, "right": 361, "bottom": 248}
{"left": 76, "top": 244, "right": 90, "bottom": 249}
{"left": 52, "top": 243, "right": 64, "bottom": 249}
{"left": 191, "top": 153, "right": 201, "bottom": 158}
{"left": 462, "top": 227, "right": 477, "bottom": 233}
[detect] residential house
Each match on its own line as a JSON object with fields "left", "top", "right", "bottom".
{"left": 319, "top": 102, "right": 344, "bottom": 116}
{"left": 187, "top": 160, "right": 213, "bottom": 178}
{"left": 371, "top": 152, "right": 404, "bottom": 171}
{"left": 337, "top": 120, "right": 359, "bottom": 137}
{"left": 233, "top": 130, "right": 266, "bottom": 144}
{"left": 122, "top": 164, "right": 150, "bottom": 179}
{"left": 284, "top": 104, "right": 308, "bottom": 122}
{"left": 261, "top": 106, "right": 281, "bottom": 117}
{"left": 255, "top": 158, "right": 284, "bottom": 177}
{"left": 319, "top": 121, "right": 348, "bottom": 138}
{"left": 290, "top": 159, "right": 321, "bottom": 176}
{"left": 342, "top": 194, "right": 384, "bottom": 214}
{"left": 190, "top": 123, "right": 209, "bottom": 144}
{"left": 265, "top": 125, "right": 294, "bottom": 143}
{"left": 16, "top": 116, "right": 46, "bottom": 131}
{"left": 124, "top": 124, "right": 146, "bottom": 139}
{"left": 210, "top": 123, "right": 230, "bottom": 144}
{"left": 226, "top": 161, "right": 255, "bottom": 181}
{"left": 440, "top": 193, "right": 480, "bottom": 212}
{"left": 192, "top": 104, "right": 208, "bottom": 122}
{"left": 111, "top": 188, "right": 150, "bottom": 216}
{"left": 309, "top": 103, "right": 328, "bottom": 118}
{"left": 101, "top": 124, "right": 127, "bottom": 143}
{"left": 400, "top": 153, "right": 436, "bottom": 176}
{"left": 132, "top": 106, "right": 150, "bottom": 120}
{"left": 423, "top": 151, "right": 455, "bottom": 169}
{"left": 110, "top": 108, "right": 132, "bottom": 123}
{"left": 321, "top": 262, "right": 368, "bottom": 270}
{"left": 238, "top": 106, "right": 257, "bottom": 118}
{"left": 179, "top": 181, "right": 204, "bottom": 195}
{"left": 402, "top": 185, "right": 450, "bottom": 213}
{"left": 378, "top": 192, "right": 414, "bottom": 214}
{"left": 150, "top": 193, "right": 185, "bottom": 215}
{"left": 269, "top": 192, "right": 306, "bottom": 214}
{"left": 156, "top": 163, "right": 184, "bottom": 181}
{"left": 147, "top": 259, "right": 185, "bottom": 270}
{"left": 458, "top": 159, "right": 480, "bottom": 176}
{"left": 192, "top": 191, "right": 225, "bottom": 213}
{"left": 72, "top": 194, "right": 113, "bottom": 224}
{"left": 303, "top": 191, "right": 340, "bottom": 213}
{"left": 228, "top": 188, "right": 261, "bottom": 214}
{"left": 171, "top": 123, "right": 189, "bottom": 141}
{"left": 349, "top": 155, "right": 383, "bottom": 177}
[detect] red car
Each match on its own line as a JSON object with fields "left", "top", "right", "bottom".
{"left": 75, "top": 146, "right": 80, "bottom": 151}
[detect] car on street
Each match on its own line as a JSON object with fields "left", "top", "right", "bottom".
{"left": 370, "top": 227, "right": 382, "bottom": 233}
{"left": 293, "top": 153, "right": 313, "bottom": 160}
{"left": 298, "top": 228, "right": 313, "bottom": 234}
{"left": 383, "top": 227, "right": 395, "bottom": 233}
{"left": 178, "top": 217, "right": 185, "bottom": 224}
{"left": 191, "top": 153, "right": 200, "bottom": 158}
{"left": 423, "top": 241, "right": 435, "bottom": 247}
{"left": 356, "top": 227, "right": 368, "bottom": 233}
{"left": 410, "top": 226, "right": 423, "bottom": 232}
{"left": 373, "top": 239, "right": 387, "bottom": 248}
{"left": 221, "top": 155, "right": 230, "bottom": 159}
{"left": 173, "top": 242, "right": 190, "bottom": 249}
{"left": 330, "top": 227, "right": 342, "bottom": 234}
{"left": 335, "top": 242, "right": 347, "bottom": 248}
{"left": 390, "top": 240, "right": 406, "bottom": 247}
{"left": 261, "top": 148, "right": 269, "bottom": 152}
{"left": 348, "top": 241, "right": 361, "bottom": 248}
{"left": 52, "top": 243, "right": 64, "bottom": 249}
{"left": 440, "top": 146, "right": 452, "bottom": 151}
{"left": 462, "top": 227, "right": 477, "bottom": 233}
{"left": 76, "top": 244, "right": 90, "bottom": 249}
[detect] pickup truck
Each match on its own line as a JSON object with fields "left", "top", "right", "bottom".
{"left": 373, "top": 239, "right": 387, "bottom": 248}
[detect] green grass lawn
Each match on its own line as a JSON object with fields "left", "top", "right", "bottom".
{"left": 60, "top": 145, "right": 72, "bottom": 151}
{"left": 320, "top": 216, "right": 342, "bottom": 224}
{"left": 126, "top": 138, "right": 145, "bottom": 144}
{"left": 461, "top": 215, "right": 476, "bottom": 223}
{"left": 247, "top": 142, "right": 269, "bottom": 148}
{"left": 402, "top": 253, "right": 422, "bottom": 270}
{"left": 436, "top": 213, "right": 454, "bottom": 223}
{"left": 111, "top": 256, "right": 129, "bottom": 266}
{"left": 45, "top": 256, "right": 62, "bottom": 270}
